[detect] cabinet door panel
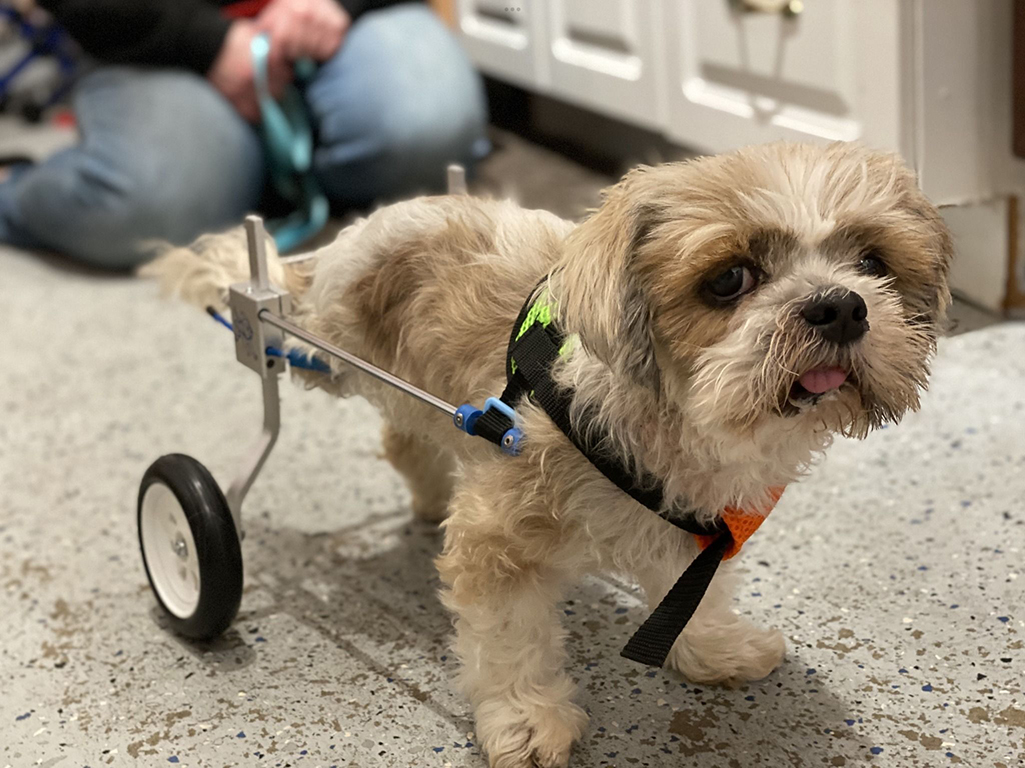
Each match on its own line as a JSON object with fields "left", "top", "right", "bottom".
{"left": 544, "top": 0, "right": 663, "bottom": 129}
{"left": 457, "top": 0, "right": 548, "bottom": 89}
{"left": 664, "top": 0, "right": 905, "bottom": 153}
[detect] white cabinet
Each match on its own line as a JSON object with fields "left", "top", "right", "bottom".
{"left": 544, "top": 0, "right": 664, "bottom": 129}
{"left": 456, "top": 0, "right": 549, "bottom": 89}
{"left": 662, "top": 0, "right": 906, "bottom": 154}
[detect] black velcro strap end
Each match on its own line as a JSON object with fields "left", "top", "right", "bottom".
{"left": 620, "top": 532, "right": 732, "bottom": 668}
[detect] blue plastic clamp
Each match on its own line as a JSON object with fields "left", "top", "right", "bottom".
{"left": 483, "top": 397, "right": 516, "bottom": 422}
{"left": 453, "top": 398, "right": 522, "bottom": 455}
{"left": 454, "top": 404, "right": 482, "bottom": 435}
{"left": 483, "top": 398, "right": 522, "bottom": 456}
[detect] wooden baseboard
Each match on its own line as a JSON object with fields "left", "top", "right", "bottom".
{"left": 1006, "top": 196, "right": 1025, "bottom": 311}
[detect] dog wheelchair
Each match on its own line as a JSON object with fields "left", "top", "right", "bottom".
{"left": 136, "top": 167, "right": 524, "bottom": 640}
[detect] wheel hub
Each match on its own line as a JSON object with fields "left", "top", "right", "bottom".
{"left": 140, "top": 483, "right": 201, "bottom": 619}
{"left": 172, "top": 533, "right": 188, "bottom": 560}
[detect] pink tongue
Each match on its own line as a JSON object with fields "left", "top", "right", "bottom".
{"left": 798, "top": 367, "right": 848, "bottom": 394}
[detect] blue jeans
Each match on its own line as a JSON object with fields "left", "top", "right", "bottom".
{"left": 0, "top": 4, "right": 487, "bottom": 268}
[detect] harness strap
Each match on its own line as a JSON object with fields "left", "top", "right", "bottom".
{"left": 470, "top": 281, "right": 544, "bottom": 447}
{"left": 512, "top": 323, "right": 716, "bottom": 534}
{"left": 620, "top": 529, "right": 733, "bottom": 666}
{"left": 482, "top": 283, "right": 763, "bottom": 667}
{"left": 510, "top": 323, "right": 733, "bottom": 666}
{"left": 479, "top": 281, "right": 785, "bottom": 667}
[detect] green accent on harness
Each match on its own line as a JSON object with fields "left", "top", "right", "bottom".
{"left": 516, "top": 290, "right": 553, "bottom": 341}
{"left": 511, "top": 288, "right": 577, "bottom": 375}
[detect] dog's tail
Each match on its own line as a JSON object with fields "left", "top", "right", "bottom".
{"left": 138, "top": 226, "right": 312, "bottom": 312}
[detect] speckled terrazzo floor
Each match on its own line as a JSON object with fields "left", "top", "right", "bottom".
{"left": 2, "top": 247, "right": 1025, "bottom": 766}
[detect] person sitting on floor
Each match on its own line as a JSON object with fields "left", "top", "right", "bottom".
{"left": 0, "top": 0, "right": 488, "bottom": 268}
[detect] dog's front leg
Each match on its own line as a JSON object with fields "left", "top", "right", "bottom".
{"left": 381, "top": 425, "right": 456, "bottom": 523}
{"left": 634, "top": 531, "right": 785, "bottom": 685}
{"left": 437, "top": 499, "right": 587, "bottom": 767}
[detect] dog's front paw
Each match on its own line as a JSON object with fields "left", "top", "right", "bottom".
{"left": 667, "top": 619, "right": 785, "bottom": 685}
{"left": 476, "top": 700, "right": 588, "bottom": 768}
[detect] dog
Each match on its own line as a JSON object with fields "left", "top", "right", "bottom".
{"left": 143, "top": 141, "right": 952, "bottom": 768}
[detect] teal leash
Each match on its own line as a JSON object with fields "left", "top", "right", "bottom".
{"left": 250, "top": 33, "right": 329, "bottom": 253}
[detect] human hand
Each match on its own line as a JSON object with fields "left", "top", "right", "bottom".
{"left": 207, "top": 20, "right": 294, "bottom": 122}
{"left": 256, "top": 0, "right": 350, "bottom": 67}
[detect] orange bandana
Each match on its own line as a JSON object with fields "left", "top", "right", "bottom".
{"left": 695, "top": 486, "right": 786, "bottom": 559}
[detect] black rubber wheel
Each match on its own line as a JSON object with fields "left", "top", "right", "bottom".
{"left": 137, "top": 454, "right": 243, "bottom": 640}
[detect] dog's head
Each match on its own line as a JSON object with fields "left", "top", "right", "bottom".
{"left": 556, "top": 142, "right": 952, "bottom": 449}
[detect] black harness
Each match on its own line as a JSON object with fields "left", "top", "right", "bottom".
{"left": 472, "top": 281, "right": 740, "bottom": 668}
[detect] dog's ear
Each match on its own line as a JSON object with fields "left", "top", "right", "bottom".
{"left": 554, "top": 167, "right": 663, "bottom": 389}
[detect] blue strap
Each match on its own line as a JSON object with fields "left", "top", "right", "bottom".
{"left": 206, "top": 307, "right": 330, "bottom": 373}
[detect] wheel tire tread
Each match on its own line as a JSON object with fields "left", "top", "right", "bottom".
{"left": 138, "top": 454, "right": 243, "bottom": 640}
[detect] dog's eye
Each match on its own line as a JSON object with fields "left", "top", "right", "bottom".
{"left": 706, "top": 265, "right": 757, "bottom": 301}
{"left": 858, "top": 251, "right": 888, "bottom": 278}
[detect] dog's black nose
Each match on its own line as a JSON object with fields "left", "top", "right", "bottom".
{"left": 801, "top": 291, "right": 868, "bottom": 345}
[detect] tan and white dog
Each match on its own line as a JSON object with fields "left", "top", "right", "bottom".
{"left": 144, "top": 141, "right": 952, "bottom": 768}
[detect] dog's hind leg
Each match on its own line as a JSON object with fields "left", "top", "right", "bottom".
{"left": 437, "top": 482, "right": 587, "bottom": 768}
{"left": 381, "top": 425, "right": 456, "bottom": 523}
{"left": 636, "top": 536, "right": 785, "bottom": 685}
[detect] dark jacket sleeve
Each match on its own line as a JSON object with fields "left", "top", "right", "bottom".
{"left": 38, "top": 0, "right": 231, "bottom": 74}
{"left": 39, "top": 0, "right": 425, "bottom": 74}
{"left": 337, "top": 0, "right": 422, "bottom": 23}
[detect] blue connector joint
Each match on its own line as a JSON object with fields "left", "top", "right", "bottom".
{"left": 454, "top": 404, "right": 482, "bottom": 435}
{"left": 453, "top": 399, "right": 522, "bottom": 456}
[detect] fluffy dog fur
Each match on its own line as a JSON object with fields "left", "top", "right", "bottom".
{"left": 143, "top": 141, "right": 952, "bottom": 768}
